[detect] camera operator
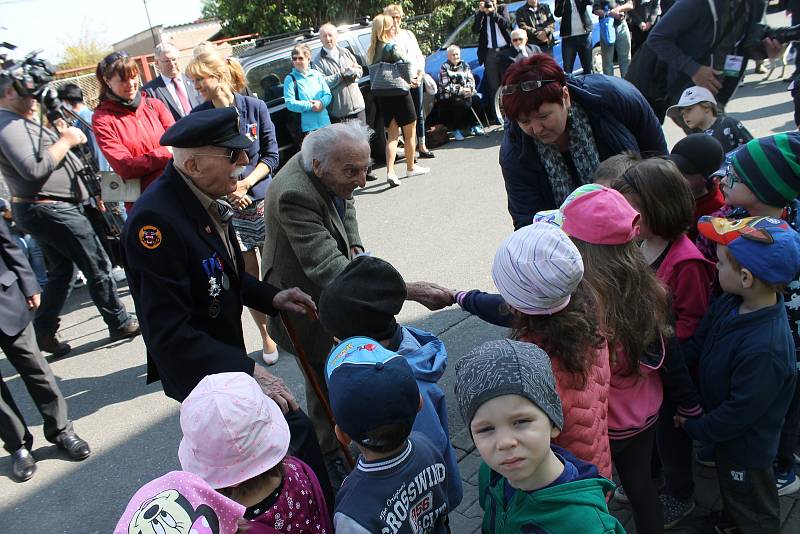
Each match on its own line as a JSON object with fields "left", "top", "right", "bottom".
{"left": 0, "top": 74, "right": 140, "bottom": 356}
{"left": 626, "top": 0, "right": 782, "bottom": 123}
{"left": 472, "top": 1, "right": 512, "bottom": 123}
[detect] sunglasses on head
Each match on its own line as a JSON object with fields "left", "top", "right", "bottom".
{"left": 500, "top": 79, "right": 557, "bottom": 96}
{"left": 101, "top": 51, "right": 129, "bottom": 71}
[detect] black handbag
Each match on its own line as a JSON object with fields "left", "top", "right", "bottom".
{"left": 369, "top": 44, "right": 412, "bottom": 97}
{"left": 286, "top": 73, "right": 304, "bottom": 147}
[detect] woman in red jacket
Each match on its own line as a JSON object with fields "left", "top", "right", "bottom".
{"left": 93, "top": 51, "right": 174, "bottom": 209}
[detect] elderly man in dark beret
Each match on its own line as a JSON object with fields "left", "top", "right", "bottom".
{"left": 121, "top": 107, "right": 335, "bottom": 502}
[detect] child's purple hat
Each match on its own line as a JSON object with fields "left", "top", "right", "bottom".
{"left": 179, "top": 372, "right": 290, "bottom": 489}
{"left": 534, "top": 184, "right": 640, "bottom": 245}
{"left": 114, "top": 471, "right": 245, "bottom": 534}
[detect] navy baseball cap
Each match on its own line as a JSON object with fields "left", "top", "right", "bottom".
{"left": 698, "top": 216, "right": 800, "bottom": 285}
{"left": 160, "top": 107, "right": 252, "bottom": 150}
{"left": 325, "top": 337, "right": 420, "bottom": 447}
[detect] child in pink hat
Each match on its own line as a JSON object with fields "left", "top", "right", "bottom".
{"left": 536, "top": 184, "right": 672, "bottom": 534}
{"left": 179, "top": 372, "right": 332, "bottom": 534}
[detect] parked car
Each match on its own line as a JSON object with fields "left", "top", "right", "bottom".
{"left": 425, "top": 1, "right": 601, "bottom": 118}
{"left": 236, "top": 20, "right": 386, "bottom": 167}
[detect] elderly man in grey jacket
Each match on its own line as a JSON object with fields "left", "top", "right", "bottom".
{"left": 313, "top": 23, "right": 366, "bottom": 123}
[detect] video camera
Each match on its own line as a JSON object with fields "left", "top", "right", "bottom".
{"left": 743, "top": 23, "right": 800, "bottom": 62}
{"left": 0, "top": 45, "right": 56, "bottom": 98}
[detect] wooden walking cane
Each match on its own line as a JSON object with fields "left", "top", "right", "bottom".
{"left": 279, "top": 309, "right": 356, "bottom": 468}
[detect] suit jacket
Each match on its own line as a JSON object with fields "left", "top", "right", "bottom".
{"left": 0, "top": 219, "right": 39, "bottom": 337}
{"left": 142, "top": 75, "right": 200, "bottom": 121}
{"left": 499, "top": 44, "right": 543, "bottom": 74}
{"left": 121, "top": 162, "right": 280, "bottom": 401}
{"left": 472, "top": 6, "right": 513, "bottom": 65}
{"left": 262, "top": 153, "right": 362, "bottom": 367}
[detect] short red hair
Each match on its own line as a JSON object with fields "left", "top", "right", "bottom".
{"left": 501, "top": 54, "right": 567, "bottom": 122}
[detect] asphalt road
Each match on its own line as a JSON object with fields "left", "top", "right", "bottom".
{"left": 1, "top": 52, "right": 796, "bottom": 532}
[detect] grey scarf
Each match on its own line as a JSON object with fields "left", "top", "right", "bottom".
{"left": 534, "top": 103, "right": 600, "bottom": 206}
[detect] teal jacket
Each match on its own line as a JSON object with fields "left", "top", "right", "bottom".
{"left": 479, "top": 446, "right": 626, "bottom": 533}
{"left": 283, "top": 68, "right": 331, "bottom": 133}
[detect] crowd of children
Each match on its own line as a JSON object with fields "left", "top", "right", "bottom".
{"left": 110, "top": 110, "right": 800, "bottom": 533}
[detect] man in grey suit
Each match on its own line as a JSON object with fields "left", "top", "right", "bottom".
{"left": 263, "top": 121, "right": 454, "bottom": 484}
{"left": 0, "top": 212, "right": 90, "bottom": 482}
{"left": 142, "top": 43, "right": 200, "bottom": 121}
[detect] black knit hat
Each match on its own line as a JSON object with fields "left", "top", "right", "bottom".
{"left": 319, "top": 256, "right": 407, "bottom": 341}
{"left": 669, "top": 133, "right": 725, "bottom": 179}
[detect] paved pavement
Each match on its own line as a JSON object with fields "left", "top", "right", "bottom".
{"left": 2, "top": 27, "right": 800, "bottom": 534}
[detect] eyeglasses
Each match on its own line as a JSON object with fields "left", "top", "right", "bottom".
{"left": 511, "top": 38, "right": 525, "bottom": 42}
{"left": 342, "top": 164, "right": 372, "bottom": 179}
{"left": 722, "top": 162, "right": 742, "bottom": 189}
{"left": 500, "top": 79, "right": 557, "bottom": 95}
{"left": 193, "top": 149, "right": 244, "bottom": 164}
{"left": 291, "top": 56, "right": 306, "bottom": 61}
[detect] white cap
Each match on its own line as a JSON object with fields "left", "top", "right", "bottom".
{"left": 666, "top": 85, "right": 717, "bottom": 122}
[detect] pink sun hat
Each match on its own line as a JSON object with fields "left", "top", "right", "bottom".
{"left": 178, "top": 372, "right": 290, "bottom": 489}
{"left": 534, "top": 184, "right": 640, "bottom": 245}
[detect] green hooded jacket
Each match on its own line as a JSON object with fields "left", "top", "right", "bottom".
{"left": 478, "top": 454, "right": 626, "bottom": 533}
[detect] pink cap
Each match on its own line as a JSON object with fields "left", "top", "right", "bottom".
{"left": 178, "top": 372, "right": 290, "bottom": 489}
{"left": 534, "top": 184, "right": 640, "bottom": 245}
{"left": 114, "top": 471, "right": 245, "bottom": 534}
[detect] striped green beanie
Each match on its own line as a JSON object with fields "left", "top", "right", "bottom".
{"left": 732, "top": 132, "right": 800, "bottom": 207}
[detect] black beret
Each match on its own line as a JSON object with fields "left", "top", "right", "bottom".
{"left": 160, "top": 107, "right": 252, "bottom": 150}
{"left": 319, "top": 256, "right": 407, "bottom": 341}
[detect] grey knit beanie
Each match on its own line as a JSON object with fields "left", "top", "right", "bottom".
{"left": 454, "top": 339, "right": 563, "bottom": 430}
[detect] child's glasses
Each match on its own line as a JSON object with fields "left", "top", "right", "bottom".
{"left": 722, "top": 163, "right": 742, "bottom": 189}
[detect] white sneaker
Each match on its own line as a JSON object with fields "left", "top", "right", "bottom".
{"left": 387, "top": 173, "right": 401, "bottom": 187}
{"left": 261, "top": 349, "right": 279, "bottom": 365}
{"left": 406, "top": 165, "right": 430, "bottom": 178}
{"left": 111, "top": 266, "right": 126, "bottom": 282}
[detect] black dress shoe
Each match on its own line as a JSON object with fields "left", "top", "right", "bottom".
{"left": 366, "top": 173, "right": 378, "bottom": 182}
{"left": 35, "top": 331, "right": 71, "bottom": 357}
{"left": 56, "top": 431, "right": 91, "bottom": 460}
{"left": 418, "top": 150, "right": 435, "bottom": 159}
{"left": 109, "top": 318, "right": 141, "bottom": 342}
{"left": 11, "top": 448, "right": 36, "bottom": 482}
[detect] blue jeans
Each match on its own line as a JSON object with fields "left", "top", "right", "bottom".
{"left": 12, "top": 201, "right": 130, "bottom": 334}
{"left": 561, "top": 33, "right": 593, "bottom": 74}
{"left": 600, "top": 21, "right": 631, "bottom": 77}
{"left": 12, "top": 233, "right": 48, "bottom": 288}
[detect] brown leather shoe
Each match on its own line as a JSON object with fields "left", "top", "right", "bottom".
{"left": 109, "top": 318, "right": 141, "bottom": 342}
{"left": 35, "top": 332, "right": 71, "bottom": 357}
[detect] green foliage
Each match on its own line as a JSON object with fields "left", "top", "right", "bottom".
{"left": 202, "top": 0, "right": 478, "bottom": 54}
{"left": 58, "top": 26, "right": 112, "bottom": 70}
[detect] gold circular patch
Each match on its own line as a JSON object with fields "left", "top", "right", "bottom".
{"left": 138, "top": 225, "right": 162, "bottom": 250}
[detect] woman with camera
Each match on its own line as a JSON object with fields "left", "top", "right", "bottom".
{"left": 185, "top": 49, "right": 282, "bottom": 365}
{"left": 92, "top": 51, "right": 175, "bottom": 210}
{"left": 368, "top": 14, "right": 429, "bottom": 187}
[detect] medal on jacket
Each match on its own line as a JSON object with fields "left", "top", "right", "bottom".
{"left": 202, "top": 254, "right": 225, "bottom": 299}
{"left": 209, "top": 299, "right": 221, "bottom": 318}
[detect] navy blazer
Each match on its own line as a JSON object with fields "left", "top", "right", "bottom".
{"left": 472, "top": 6, "right": 513, "bottom": 65}
{"left": 0, "top": 219, "right": 39, "bottom": 337}
{"left": 142, "top": 75, "right": 200, "bottom": 121}
{"left": 193, "top": 93, "right": 279, "bottom": 201}
{"left": 121, "top": 163, "right": 280, "bottom": 401}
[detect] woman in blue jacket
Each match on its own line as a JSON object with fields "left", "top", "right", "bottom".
{"left": 284, "top": 44, "right": 332, "bottom": 136}
{"left": 500, "top": 53, "right": 667, "bottom": 229}
{"left": 187, "top": 50, "right": 281, "bottom": 365}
